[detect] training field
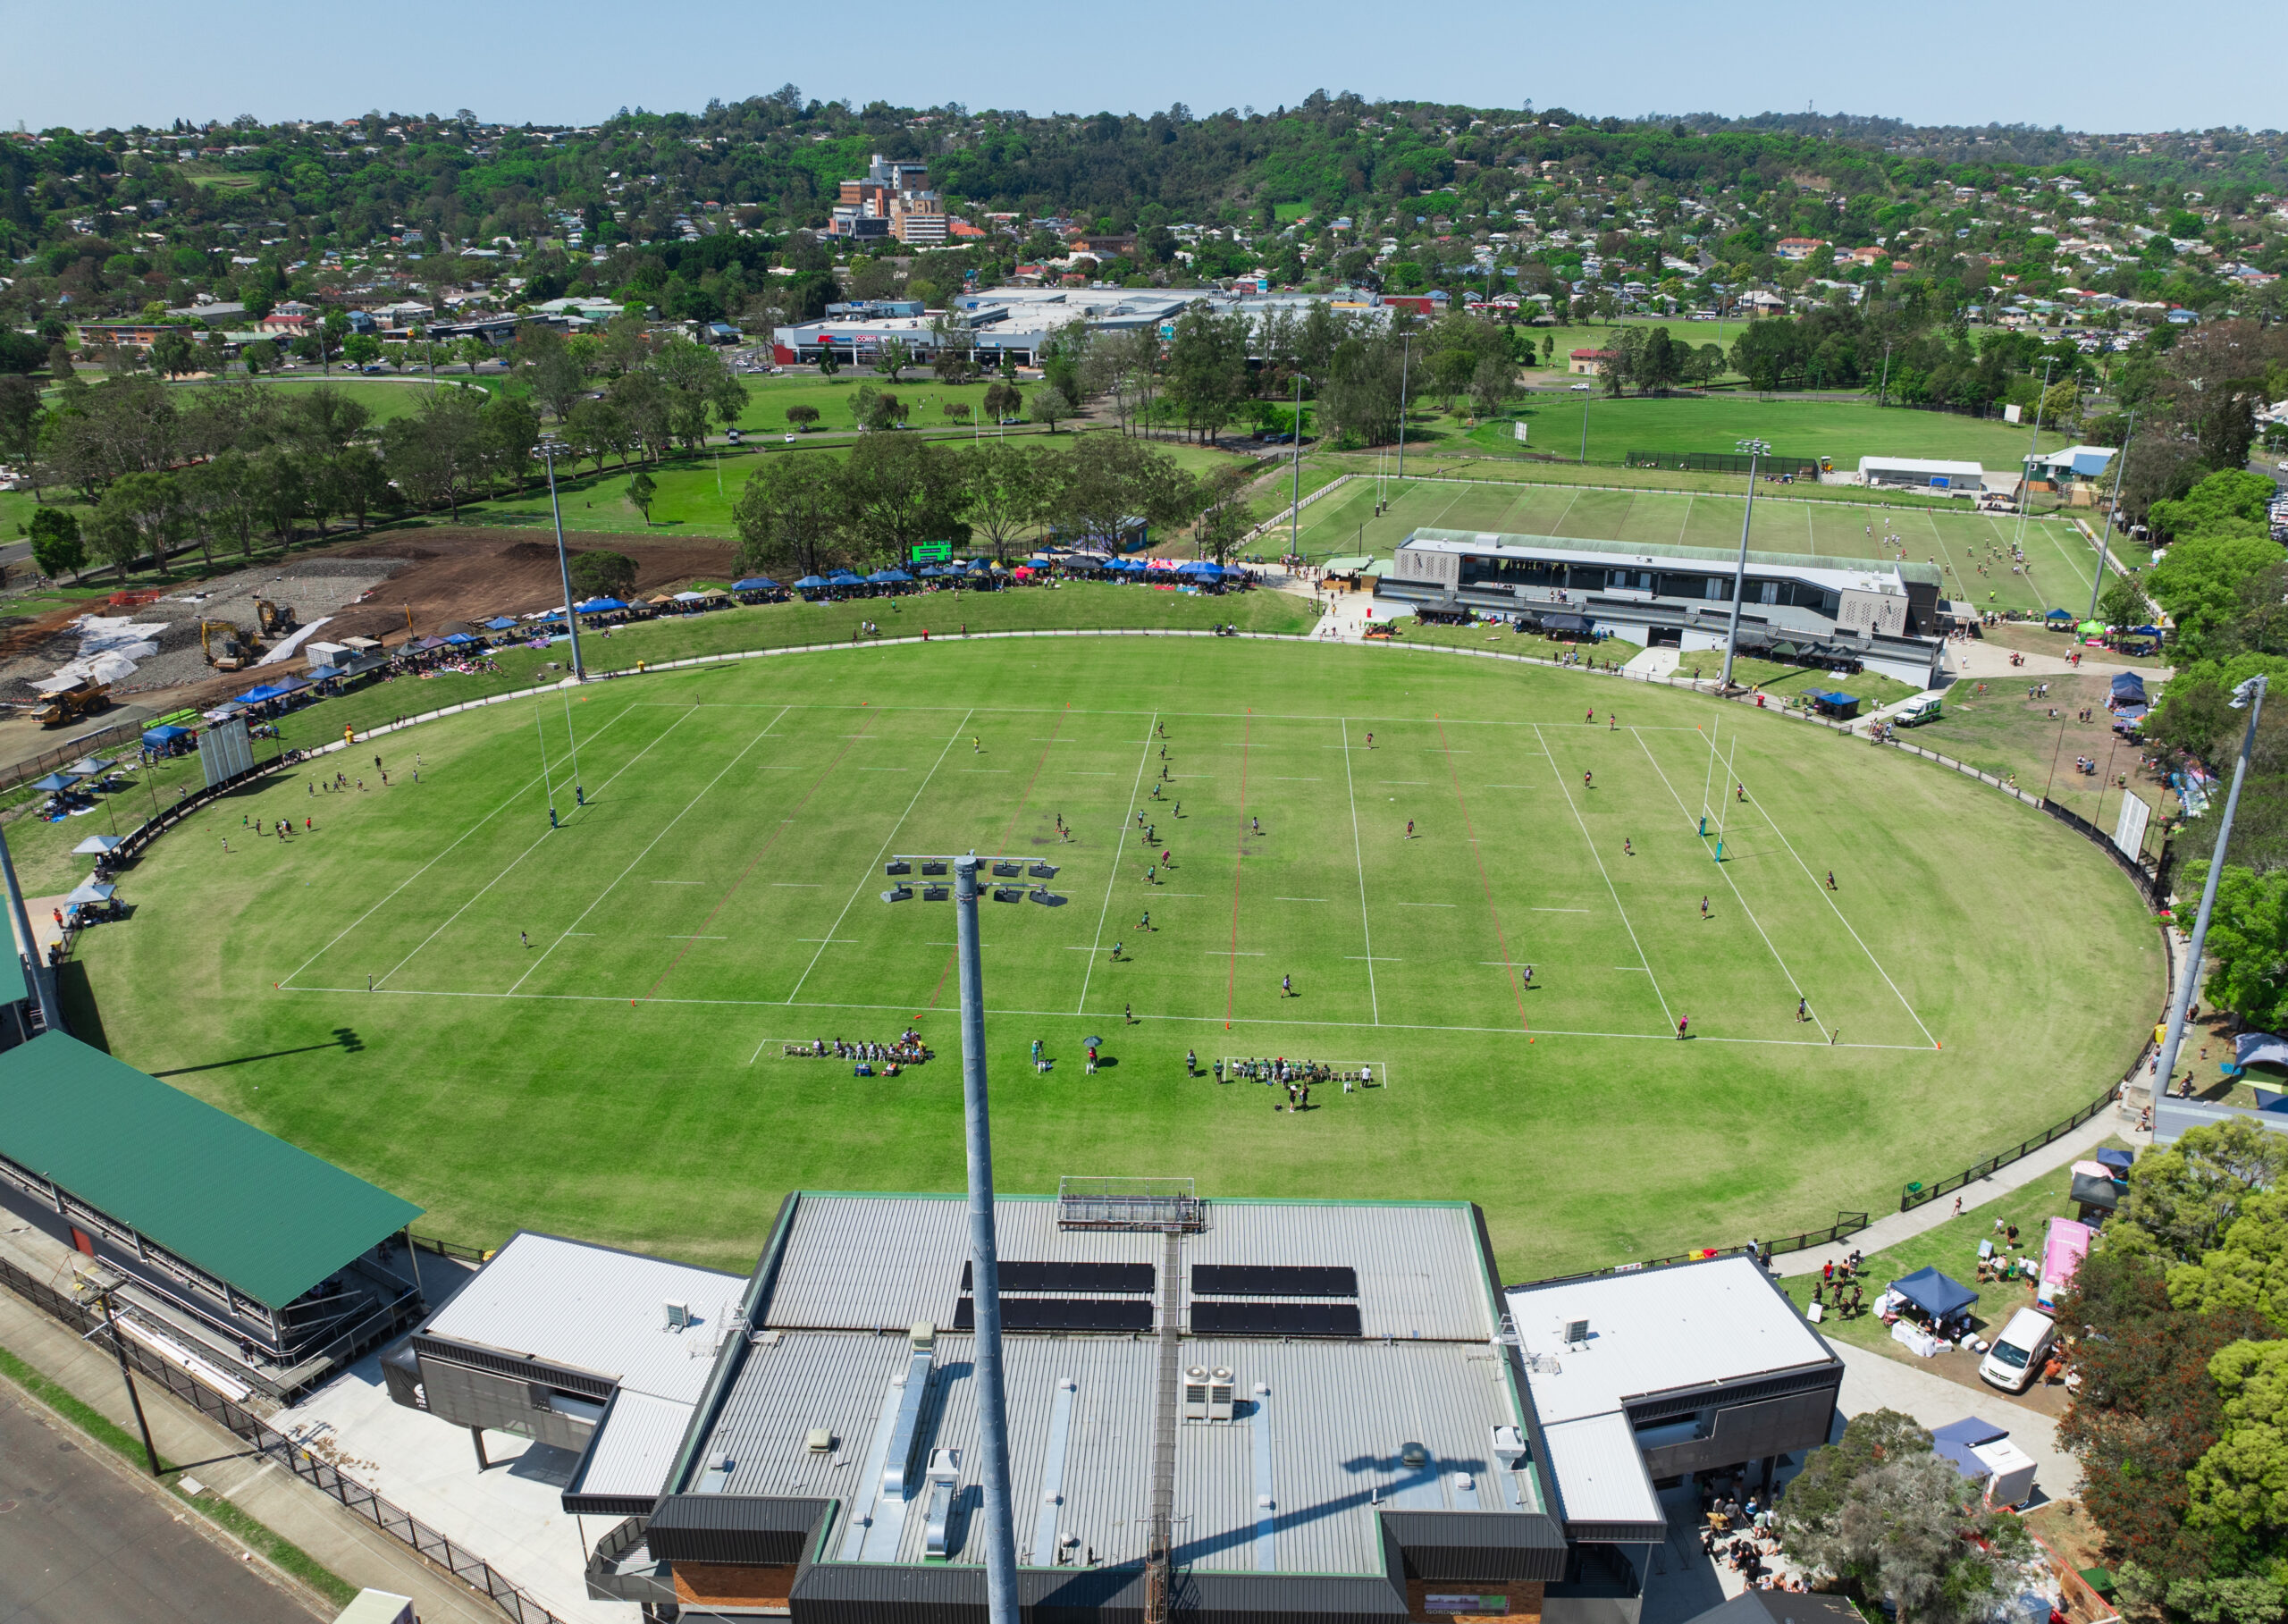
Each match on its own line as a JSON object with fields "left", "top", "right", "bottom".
{"left": 1291, "top": 477, "right": 2109, "bottom": 618}
{"left": 73, "top": 640, "right": 2159, "bottom": 1277}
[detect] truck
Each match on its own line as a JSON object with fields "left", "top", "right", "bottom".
{"left": 198, "top": 619, "right": 264, "bottom": 670}
{"left": 1893, "top": 694, "right": 1944, "bottom": 727}
{"left": 255, "top": 598, "right": 297, "bottom": 637}
{"left": 31, "top": 678, "right": 109, "bottom": 727}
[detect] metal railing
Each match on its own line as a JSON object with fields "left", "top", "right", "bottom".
{"left": 0, "top": 1254, "right": 565, "bottom": 1624}
{"left": 1521, "top": 1212, "right": 1873, "bottom": 1289}
{"left": 1898, "top": 1074, "right": 2133, "bottom": 1214}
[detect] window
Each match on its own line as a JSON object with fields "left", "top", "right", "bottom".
{"left": 1760, "top": 580, "right": 1779, "bottom": 605}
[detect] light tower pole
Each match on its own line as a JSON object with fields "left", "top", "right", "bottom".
{"left": 1718, "top": 439, "right": 1771, "bottom": 694}
{"left": 540, "top": 439, "right": 586, "bottom": 681}
{"left": 2088, "top": 411, "right": 2134, "bottom": 623}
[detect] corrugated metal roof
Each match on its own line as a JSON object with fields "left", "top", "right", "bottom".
{"left": 1503, "top": 1257, "right": 1835, "bottom": 1426}
{"left": 762, "top": 1196, "right": 1492, "bottom": 1343}
{"left": 1174, "top": 1338, "right": 1523, "bottom": 1576}
{"left": 1540, "top": 1413, "right": 1662, "bottom": 1527}
{"left": 0, "top": 1032, "right": 422, "bottom": 1308}
{"left": 1402, "top": 527, "right": 1945, "bottom": 590}
{"left": 422, "top": 1233, "right": 742, "bottom": 1404}
{"left": 577, "top": 1389, "right": 697, "bottom": 1502}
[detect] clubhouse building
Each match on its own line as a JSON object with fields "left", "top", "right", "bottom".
{"left": 1379, "top": 529, "right": 1951, "bottom": 689}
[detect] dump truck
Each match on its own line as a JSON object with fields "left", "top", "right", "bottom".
{"left": 31, "top": 678, "right": 109, "bottom": 727}
{"left": 256, "top": 598, "right": 297, "bottom": 637}
{"left": 198, "top": 618, "right": 264, "bottom": 670}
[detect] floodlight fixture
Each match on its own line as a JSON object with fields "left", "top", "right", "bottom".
{"left": 1029, "top": 862, "right": 1060, "bottom": 879}
{"left": 992, "top": 860, "right": 1022, "bottom": 878}
{"left": 882, "top": 883, "right": 915, "bottom": 903}
{"left": 886, "top": 860, "right": 913, "bottom": 876}
{"left": 922, "top": 861, "right": 948, "bottom": 876}
{"left": 993, "top": 886, "right": 1023, "bottom": 903}
{"left": 924, "top": 884, "right": 950, "bottom": 901}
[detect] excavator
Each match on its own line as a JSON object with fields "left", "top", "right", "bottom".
{"left": 256, "top": 599, "right": 297, "bottom": 638}
{"left": 199, "top": 618, "right": 265, "bottom": 671}
{"left": 31, "top": 677, "right": 109, "bottom": 727}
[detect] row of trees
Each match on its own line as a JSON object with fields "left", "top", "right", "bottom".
{"left": 730, "top": 432, "right": 1253, "bottom": 580}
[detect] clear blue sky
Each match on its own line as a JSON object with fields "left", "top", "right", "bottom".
{"left": 5, "top": 0, "right": 2276, "bottom": 136}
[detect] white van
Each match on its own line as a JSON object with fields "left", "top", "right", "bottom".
{"left": 1979, "top": 1307, "right": 2057, "bottom": 1393}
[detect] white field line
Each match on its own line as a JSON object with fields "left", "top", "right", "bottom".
{"left": 277, "top": 706, "right": 640, "bottom": 989}
{"left": 1533, "top": 722, "right": 1675, "bottom": 1032}
{"left": 1631, "top": 728, "right": 1829, "bottom": 1039}
{"left": 1339, "top": 716, "right": 1381, "bottom": 1025}
{"left": 783, "top": 710, "right": 975, "bottom": 1005}
{"left": 1074, "top": 713, "right": 1161, "bottom": 1014}
{"left": 371, "top": 708, "right": 703, "bottom": 989}
{"left": 507, "top": 709, "right": 791, "bottom": 994}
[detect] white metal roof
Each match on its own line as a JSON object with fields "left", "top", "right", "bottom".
{"left": 1540, "top": 1413, "right": 1664, "bottom": 1527}
{"left": 421, "top": 1232, "right": 743, "bottom": 1405}
{"left": 1856, "top": 456, "right": 1986, "bottom": 476}
{"left": 578, "top": 1388, "right": 698, "bottom": 1502}
{"left": 1503, "top": 1257, "right": 1834, "bottom": 1426}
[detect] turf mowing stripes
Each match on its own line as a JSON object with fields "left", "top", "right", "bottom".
{"left": 924, "top": 711, "right": 1067, "bottom": 1010}
{"left": 1337, "top": 718, "right": 1380, "bottom": 1024}
{"left": 509, "top": 707, "right": 795, "bottom": 996}
{"left": 1434, "top": 716, "right": 1529, "bottom": 1035}
{"left": 1074, "top": 712, "right": 1159, "bottom": 1014}
{"left": 646, "top": 708, "right": 866, "bottom": 1002}
{"left": 1534, "top": 722, "right": 1675, "bottom": 1033}
{"left": 1224, "top": 713, "right": 1251, "bottom": 1029}
{"left": 782, "top": 709, "right": 976, "bottom": 1006}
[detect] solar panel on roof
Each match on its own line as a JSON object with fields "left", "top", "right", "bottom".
{"left": 1190, "top": 1300, "right": 1363, "bottom": 1337}
{"left": 952, "top": 1297, "right": 1155, "bottom": 1333}
{"left": 961, "top": 1260, "right": 1155, "bottom": 1294}
{"left": 1190, "top": 1265, "right": 1358, "bottom": 1298}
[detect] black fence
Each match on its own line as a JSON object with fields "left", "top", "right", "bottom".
{"left": 1522, "top": 1211, "right": 1872, "bottom": 1289}
{"left": 1626, "top": 450, "right": 1823, "bottom": 477}
{"left": 0, "top": 1254, "right": 565, "bottom": 1624}
{"left": 1898, "top": 1075, "right": 2130, "bottom": 1214}
{"left": 411, "top": 1233, "right": 492, "bottom": 1263}
{"left": 2041, "top": 798, "right": 2168, "bottom": 906}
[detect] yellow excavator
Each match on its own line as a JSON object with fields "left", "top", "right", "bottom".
{"left": 256, "top": 599, "right": 297, "bottom": 637}
{"left": 199, "top": 618, "right": 265, "bottom": 671}
{"left": 32, "top": 677, "right": 109, "bottom": 727}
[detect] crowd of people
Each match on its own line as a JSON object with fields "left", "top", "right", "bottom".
{"left": 785, "top": 1032, "right": 933, "bottom": 1075}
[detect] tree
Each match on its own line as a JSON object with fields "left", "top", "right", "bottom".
{"left": 2171, "top": 864, "right": 2288, "bottom": 1035}
{"left": 1778, "top": 1408, "right": 2038, "bottom": 1622}
{"left": 733, "top": 453, "right": 844, "bottom": 579}
{"left": 380, "top": 387, "right": 488, "bottom": 519}
{"left": 839, "top": 433, "right": 963, "bottom": 563}
{"left": 943, "top": 401, "right": 972, "bottom": 426}
{"left": 569, "top": 550, "right": 638, "bottom": 601}
{"left": 0, "top": 374, "right": 42, "bottom": 469}
{"left": 982, "top": 380, "right": 1023, "bottom": 424}
{"left": 817, "top": 348, "right": 840, "bottom": 378}
{"left": 2119, "top": 1117, "right": 2288, "bottom": 1265}
{"left": 2151, "top": 470, "right": 2278, "bottom": 544}
{"left": 876, "top": 337, "right": 913, "bottom": 383}
{"left": 513, "top": 323, "right": 590, "bottom": 421}
{"left": 2099, "top": 573, "right": 2152, "bottom": 630}
{"left": 1192, "top": 463, "right": 1255, "bottom": 563}
{"left": 785, "top": 404, "right": 820, "bottom": 433}
{"left": 149, "top": 326, "right": 199, "bottom": 380}
{"left": 26, "top": 506, "right": 84, "bottom": 579}
{"left": 960, "top": 441, "right": 1043, "bottom": 560}
{"left": 1027, "top": 385, "right": 1073, "bottom": 433}
{"left": 342, "top": 333, "right": 383, "bottom": 366}
{"left": 2149, "top": 532, "right": 2285, "bottom": 661}
{"left": 626, "top": 469, "right": 656, "bottom": 526}
{"left": 94, "top": 469, "right": 182, "bottom": 581}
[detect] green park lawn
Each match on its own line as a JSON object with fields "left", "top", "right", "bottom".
{"left": 1463, "top": 394, "right": 2069, "bottom": 470}
{"left": 44, "top": 633, "right": 2159, "bottom": 1280}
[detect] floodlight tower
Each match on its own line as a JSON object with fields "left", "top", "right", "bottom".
{"left": 1718, "top": 439, "right": 1771, "bottom": 694}
{"left": 879, "top": 853, "right": 1063, "bottom": 1624}
{"left": 539, "top": 438, "right": 586, "bottom": 681}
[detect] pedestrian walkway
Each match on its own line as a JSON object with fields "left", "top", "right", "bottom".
{"left": 1779, "top": 1105, "right": 2143, "bottom": 1279}
{"left": 1623, "top": 645, "right": 1681, "bottom": 681}
{"left": 0, "top": 1222, "right": 510, "bottom": 1624}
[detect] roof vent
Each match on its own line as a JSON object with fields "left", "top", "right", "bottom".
{"left": 662, "top": 1300, "right": 692, "bottom": 1330}
{"left": 910, "top": 1320, "right": 936, "bottom": 1351}
{"left": 806, "top": 1428, "right": 836, "bottom": 1454}
{"left": 1563, "top": 1317, "right": 1590, "bottom": 1346}
{"left": 1401, "top": 1442, "right": 1428, "bottom": 1470}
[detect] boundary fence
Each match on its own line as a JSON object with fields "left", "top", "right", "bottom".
{"left": 0, "top": 1253, "right": 566, "bottom": 1624}
{"left": 1517, "top": 1211, "right": 1873, "bottom": 1290}
{"left": 1899, "top": 1073, "right": 2133, "bottom": 1215}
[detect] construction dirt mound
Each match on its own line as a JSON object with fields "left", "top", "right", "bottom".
{"left": 296, "top": 526, "right": 739, "bottom": 643}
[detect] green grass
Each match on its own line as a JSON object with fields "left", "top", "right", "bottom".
{"left": 1772, "top": 1146, "right": 2122, "bottom": 1352}
{"left": 0, "top": 1343, "right": 358, "bottom": 1607}
{"left": 1470, "top": 394, "right": 2068, "bottom": 470}
{"left": 1287, "top": 476, "right": 2107, "bottom": 618}
{"left": 56, "top": 635, "right": 2158, "bottom": 1281}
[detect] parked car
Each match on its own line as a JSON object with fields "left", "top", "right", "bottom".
{"left": 1979, "top": 1307, "right": 2057, "bottom": 1393}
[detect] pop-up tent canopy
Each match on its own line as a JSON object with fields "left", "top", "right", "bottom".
{"left": 483, "top": 617, "right": 518, "bottom": 630}
{"left": 1543, "top": 613, "right": 1590, "bottom": 633}
{"left": 2110, "top": 672, "right": 2147, "bottom": 704}
{"left": 140, "top": 724, "right": 193, "bottom": 746}
{"left": 2045, "top": 608, "right": 2076, "bottom": 623}
{"left": 2094, "top": 1147, "right": 2134, "bottom": 1174}
{"left": 73, "top": 834, "right": 122, "bottom": 854}
{"left": 2233, "top": 1031, "right": 2288, "bottom": 1074}
{"left": 793, "top": 575, "right": 829, "bottom": 590}
{"left": 2070, "top": 1161, "right": 2124, "bottom": 1213}
{"left": 2040, "top": 1216, "right": 2094, "bottom": 1306}
{"left": 64, "top": 880, "right": 115, "bottom": 905}
{"left": 1888, "top": 1266, "right": 1978, "bottom": 1320}
{"left": 30, "top": 773, "right": 77, "bottom": 792}
{"left": 574, "top": 598, "right": 628, "bottom": 613}
{"left": 1805, "top": 690, "right": 1863, "bottom": 719}
{"left": 733, "top": 577, "right": 779, "bottom": 592}
{"left": 1930, "top": 1417, "right": 2007, "bottom": 1476}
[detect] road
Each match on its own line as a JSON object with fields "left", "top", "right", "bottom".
{"left": 0, "top": 1382, "right": 324, "bottom": 1622}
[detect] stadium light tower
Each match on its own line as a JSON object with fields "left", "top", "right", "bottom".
{"left": 2150, "top": 675, "right": 2267, "bottom": 1105}
{"left": 539, "top": 439, "right": 586, "bottom": 681}
{"left": 2088, "top": 411, "right": 2134, "bottom": 623}
{"left": 1718, "top": 439, "right": 1772, "bottom": 693}
{"left": 1288, "top": 371, "right": 1311, "bottom": 563}
{"left": 879, "top": 854, "right": 1064, "bottom": 1624}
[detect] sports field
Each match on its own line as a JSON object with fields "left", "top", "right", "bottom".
{"left": 1477, "top": 395, "right": 2067, "bottom": 468}
{"left": 1290, "top": 476, "right": 2110, "bottom": 618}
{"left": 67, "top": 638, "right": 2159, "bottom": 1278}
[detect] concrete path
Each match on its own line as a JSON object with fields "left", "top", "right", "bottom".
{"left": 1941, "top": 638, "right": 2167, "bottom": 683}
{"left": 1833, "top": 1342, "right": 2078, "bottom": 1502}
{"left": 0, "top": 1224, "right": 508, "bottom": 1624}
{"left": 1777, "top": 1104, "right": 2141, "bottom": 1278}
{"left": 1624, "top": 645, "right": 1682, "bottom": 680}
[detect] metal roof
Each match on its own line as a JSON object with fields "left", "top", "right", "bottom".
{"left": 761, "top": 1195, "right": 1493, "bottom": 1342}
{"left": 0, "top": 1033, "right": 421, "bottom": 1308}
{"left": 1399, "top": 527, "right": 1945, "bottom": 591}
{"left": 1539, "top": 1413, "right": 1663, "bottom": 1528}
{"left": 574, "top": 1388, "right": 698, "bottom": 1504}
{"left": 420, "top": 1232, "right": 742, "bottom": 1406}
{"left": 1503, "top": 1257, "right": 1837, "bottom": 1427}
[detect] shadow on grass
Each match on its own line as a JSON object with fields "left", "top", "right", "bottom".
{"left": 152, "top": 1028, "right": 363, "bottom": 1076}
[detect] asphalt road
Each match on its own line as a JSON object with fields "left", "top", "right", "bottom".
{"left": 0, "top": 1385, "right": 322, "bottom": 1624}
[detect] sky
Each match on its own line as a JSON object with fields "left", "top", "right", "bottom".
{"left": 7, "top": 0, "right": 2280, "bottom": 136}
